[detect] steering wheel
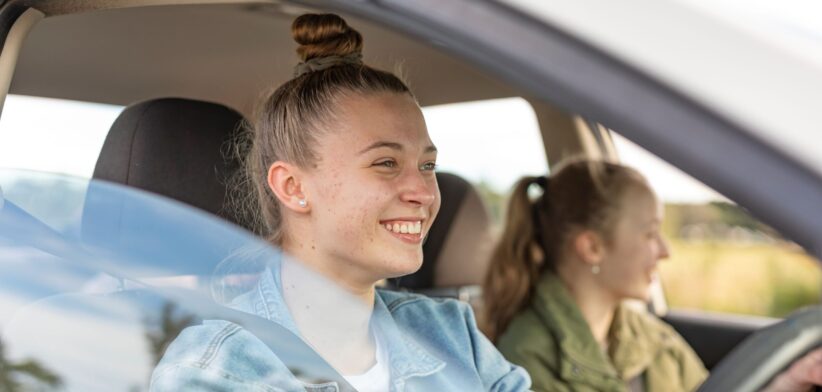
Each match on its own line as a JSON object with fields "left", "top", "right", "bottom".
{"left": 698, "top": 306, "right": 822, "bottom": 391}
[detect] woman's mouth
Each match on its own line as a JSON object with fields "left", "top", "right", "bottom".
{"left": 380, "top": 219, "right": 424, "bottom": 244}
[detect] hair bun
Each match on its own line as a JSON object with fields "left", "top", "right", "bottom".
{"left": 292, "top": 14, "right": 363, "bottom": 62}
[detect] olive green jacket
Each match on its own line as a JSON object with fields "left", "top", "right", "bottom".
{"left": 497, "top": 273, "right": 708, "bottom": 392}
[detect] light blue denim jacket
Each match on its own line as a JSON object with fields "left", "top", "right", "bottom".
{"left": 150, "top": 265, "right": 531, "bottom": 391}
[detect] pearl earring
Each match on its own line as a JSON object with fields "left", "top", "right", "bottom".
{"left": 591, "top": 265, "right": 600, "bottom": 275}
{"left": 298, "top": 199, "right": 307, "bottom": 208}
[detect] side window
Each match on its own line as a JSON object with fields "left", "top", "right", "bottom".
{"left": 0, "top": 94, "right": 122, "bottom": 178}
{"left": 0, "top": 94, "right": 122, "bottom": 232}
{"left": 423, "top": 97, "right": 548, "bottom": 228}
{"left": 612, "top": 133, "right": 822, "bottom": 318}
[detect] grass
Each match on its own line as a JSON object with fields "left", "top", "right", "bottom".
{"left": 659, "top": 240, "right": 822, "bottom": 318}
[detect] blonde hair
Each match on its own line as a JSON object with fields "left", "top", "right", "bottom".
{"left": 482, "top": 159, "right": 648, "bottom": 341}
{"left": 231, "top": 14, "right": 414, "bottom": 245}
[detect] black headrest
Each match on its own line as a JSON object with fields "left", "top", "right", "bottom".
{"left": 92, "top": 98, "right": 247, "bottom": 228}
{"left": 395, "top": 172, "right": 472, "bottom": 289}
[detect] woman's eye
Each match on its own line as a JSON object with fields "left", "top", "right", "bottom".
{"left": 420, "top": 162, "right": 438, "bottom": 171}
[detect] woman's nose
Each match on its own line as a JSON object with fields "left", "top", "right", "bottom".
{"left": 658, "top": 236, "right": 671, "bottom": 260}
{"left": 399, "top": 170, "right": 437, "bottom": 206}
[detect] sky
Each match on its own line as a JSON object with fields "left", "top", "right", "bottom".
{"left": 0, "top": 94, "right": 723, "bottom": 204}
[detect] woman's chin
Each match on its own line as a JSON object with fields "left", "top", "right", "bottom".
{"left": 622, "top": 285, "right": 653, "bottom": 303}
{"left": 380, "top": 256, "right": 424, "bottom": 280}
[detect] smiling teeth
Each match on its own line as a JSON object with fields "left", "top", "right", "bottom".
{"left": 385, "top": 221, "right": 422, "bottom": 234}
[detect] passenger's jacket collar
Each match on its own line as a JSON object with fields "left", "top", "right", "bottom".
{"left": 531, "top": 273, "right": 666, "bottom": 383}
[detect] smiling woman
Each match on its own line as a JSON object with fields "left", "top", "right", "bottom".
{"left": 266, "top": 92, "right": 439, "bottom": 287}
{"left": 150, "top": 13, "right": 530, "bottom": 392}
{"left": 485, "top": 160, "right": 708, "bottom": 391}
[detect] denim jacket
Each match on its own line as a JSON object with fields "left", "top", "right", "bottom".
{"left": 151, "top": 265, "right": 531, "bottom": 391}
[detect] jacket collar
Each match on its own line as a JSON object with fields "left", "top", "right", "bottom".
{"left": 608, "top": 304, "right": 658, "bottom": 380}
{"left": 371, "top": 292, "right": 446, "bottom": 387}
{"left": 244, "top": 260, "right": 445, "bottom": 389}
{"left": 531, "top": 273, "right": 664, "bottom": 383}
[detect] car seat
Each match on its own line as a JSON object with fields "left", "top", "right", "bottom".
{"left": 89, "top": 97, "right": 248, "bottom": 229}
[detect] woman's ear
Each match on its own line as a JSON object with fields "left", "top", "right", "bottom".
{"left": 267, "top": 161, "right": 310, "bottom": 213}
{"left": 573, "top": 230, "right": 605, "bottom": 267}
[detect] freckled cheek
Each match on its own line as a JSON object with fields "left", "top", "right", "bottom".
{"left": 315, "top": 179, "right": 343, "bottom": 200}
{"left": 318, "top": 176, "right": 394, "bottom": 230}
{"left": 330, "top": 196, "right": 381, "bottom": 242}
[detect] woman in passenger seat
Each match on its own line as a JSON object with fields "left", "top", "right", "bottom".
{"left": 150, "top": 13, "right": 529, "bottom": 392}
{"left": 483, "top": 159, "right": 822, "bottom": 392}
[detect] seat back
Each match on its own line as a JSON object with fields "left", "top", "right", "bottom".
{"left": 90, "top": 97, "right": 247, "bottom": 228}
{"left": 81, "top": 98, "right": 251, "bottom": 277}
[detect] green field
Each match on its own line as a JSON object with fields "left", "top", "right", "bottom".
{"left": 659, "top": 240, "right": 822, "bottom": 317}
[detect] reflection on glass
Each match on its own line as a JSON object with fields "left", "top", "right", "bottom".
{"left": 0, "top": 336, "right": 63, "bottom": 391}
{"left": 0, "top": 169, "right": 531, "bottom": 391}
{"left": 0, "top": 170, "right": 367, "bottom": 390}
{"left": 144, "top": 303, "right": 197, "bottom": 367}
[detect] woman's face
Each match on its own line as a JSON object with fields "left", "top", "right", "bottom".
{"left": 300, "top": 92, "right": 440, "bottom": 285}
{"left": 597, "top": 185, "right": 669, "bottom": 302}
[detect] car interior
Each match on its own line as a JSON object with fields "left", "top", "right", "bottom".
{"left": 0, "top": 1, "right": 816, "bottom": 388}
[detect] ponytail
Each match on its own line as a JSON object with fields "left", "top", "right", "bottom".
{"left": 481, "top": 159, "right": 649, "bottom": 342}
{"left": 482, "top": 176, "right": 548, "bottom": 342}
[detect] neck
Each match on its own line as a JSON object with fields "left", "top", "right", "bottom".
{"left": 556, "top": 262, "right": 619, "bottom": 348}
{"left": 282, "top": 233, "right": 378, "bottom": 304}
{"left": 279, "top": 256, "right": 377, "bottom": 374}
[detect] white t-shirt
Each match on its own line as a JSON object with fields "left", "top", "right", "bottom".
{"left": 342, "top": 334, "right": 391, "bottom": 392}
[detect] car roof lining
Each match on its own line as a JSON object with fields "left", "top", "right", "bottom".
{"left": 10, "top": 2, "right": 521, "bottom": 117}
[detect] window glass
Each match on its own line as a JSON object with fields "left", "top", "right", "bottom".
{"left": 0, "top": 95, "right": 122, "bottom": 232}
{"left": 613, "top": 132, "right": 822, "bottom": 318}
{"left": 0, "top": 94, "right": 123, "bottom": 178}
{"left": 0, "top": 170, "right": 358, "bottom": 391}
{"left": 423, "top": 97, "right": 548, "bottom": 225}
